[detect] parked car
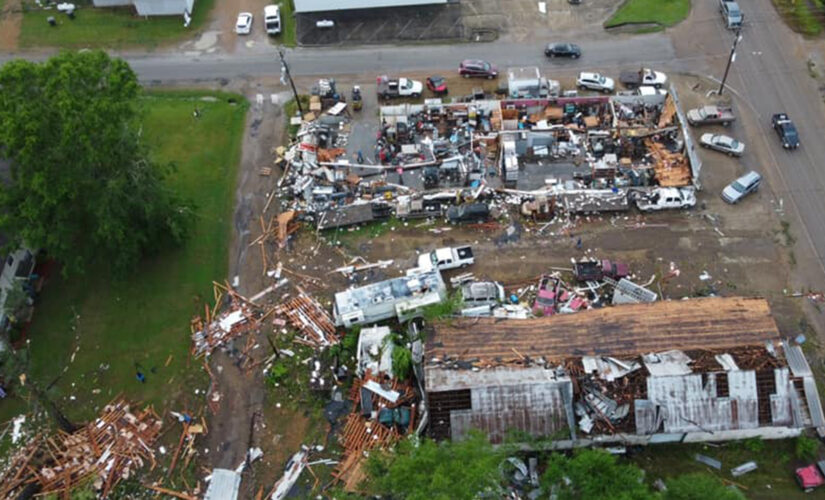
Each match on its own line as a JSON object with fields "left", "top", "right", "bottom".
{"left": 576, "top": 72, "right": 615, "bottom": 93}
{"left": 772, "top": 113, "right": 800, "bottom": 149}
{"left": 459, "top": 60, "right": 498, "bottom": 79}
{"left": 686, "top": 105, "right": 735, "bottom": 126}
{"left": 721, "top": 170, "right": 761, "bottom": 204}
{"left": 699, "top": 133, "right": 745, "bottom": 156}
{"left": 263, "top": 5, "right": 281, "bottom": 35}
{"left": 446, "top": 203, "right": 490, "bottom": 223}
{"left": 376, "top": 76, "right": 423, "bottom": 99}
{"left": 720, "top": 0, "right": 743, "bottom": 29}
{"left": 235, "top": 12, "right": 253, "bottom": 35}
{"left": 635, "top": 187, "right": 696, "bottom": 211}
{"left": 461, "top": 281, "right": 505, "bottom": 308}
{"left": 795, "top": 461, "right": 825, "bottom": 492}
{"left": 426, "top": 75, "right": 448, "bottom": 95}
{"left": 619, "top": 68, "right": 667, "bottom": 89}
{"left": 545, "top": 43, "right": 581, "bottom": 59}
{"left": 418, "top": 246, "right": 474, "bottom": 271}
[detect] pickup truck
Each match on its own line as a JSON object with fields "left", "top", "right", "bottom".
{"left": 619, "top": 68, "right": 667, "bottom": 89}
{"left": 720, "top": 0, "right": 743, "bottom": 29}
{"left": 635, "top": 187, "right": 697, "bottom": 212}
{"left": 417, "top": 246, "right": 474, "bottom": 271}
{"left": 686, "top": 105, "right": 736, "bottom": 126}
{"left": 377, "top": 75, "right": 423, "bottom": 99}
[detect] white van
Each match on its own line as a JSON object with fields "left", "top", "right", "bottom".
{"left": 264, "top": 5, "right": 281, "bottom": 35}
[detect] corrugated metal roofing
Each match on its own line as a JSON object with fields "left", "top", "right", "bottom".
{"left": 643, "top": 350, "right": 693, "bottom": 377}
{"left": 204, "top": 469, "right": 241, "bottom": 500}
{"left": 803, "top": 377, "right": 825, "bottom": 428}
{"left": 427, "top": 366, "right": 566, "bottom": 392}
{"left": 643, "top": 372, "right": 759, "bottom": 434}
{"left": 783, "top": 341, "right": 813, "bottom": 377}
{"left": 448, "top": 378, "right": 574, "bottom": 443}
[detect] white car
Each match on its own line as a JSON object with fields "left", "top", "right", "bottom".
{"left": 722, "top": 171, "right": 761, "bottom": 204}
{"left": 577, "top": 72, "right": 615, "bottom": 93}
{"left": 700, "top": 133, "right": 745, "bottom": 156}
{"left": 264, "top": 5, "right": 281, "bottom": 35}
{"left": 235, "top": 12, "right": 253, "bottom": 35}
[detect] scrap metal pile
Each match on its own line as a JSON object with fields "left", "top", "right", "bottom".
{"left": 331, "top": 371, "right": 418, "bottom": 492}
{"left": 275, "top": 292, "right": 339, "bottom": 348}
{"left": 190, "top": 284, "right": 262, "bottom": 358}
{"left": 0, "top": 399, "right": 162, "bottom": 499}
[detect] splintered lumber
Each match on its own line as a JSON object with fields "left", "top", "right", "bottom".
{"left": 644, "top": 139, "right": 691, "bottom": 187}
{"left": 191, "top": 297, "right": 261, "bottom": 358}
{"left": 331, "top": 371, "right": 416, "bottom": 492}
{"left": 275, "top": 293, "right": 339, "bottom": 347}
{"left": 145, "top": 484, "right": 197, "bottom": 500}
{"left": 0, "top": 398, "right": 163, "bottom": 499}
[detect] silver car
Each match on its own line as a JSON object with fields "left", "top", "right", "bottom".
{"left": 722, "top": 171, "right": 761, "bottom": 204}
{"left": 700, "top": 133, "right": 745, "bottom": 157}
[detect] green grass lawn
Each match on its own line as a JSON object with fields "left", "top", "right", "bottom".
{"left": 0, "top": 90, "right": 248, "bottom": 425}
{"left": 281, "top": 0, "right": 296, "bottom": 47}
{"left": 633, "top": 438, "right": 818, "bottom": 499}
{"left": 20, "top": 0, "right": 214, "bottom": 49}
{"left": 772, "top": 0, "right": 824, "bottom": 37}
{"left": 605, "top": 0, "right": 691, "bottom": 29}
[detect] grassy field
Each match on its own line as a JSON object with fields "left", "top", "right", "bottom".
{"left": 0, "top": 90, "right": 248, "bottom": 425}
{"left": 605, "top": 0, "right": 691, "bottom": 29}
{"left": 281, "top": 0, "right": 297, "bottom": 47}
{"left": 20, "top": 0, "right": 214, "bottom": 49}
{"left": 633, "top": 438, "right": 819, "bottom": 499}
{"left": 772, "top": 0, "right": 824, "bottom": 37}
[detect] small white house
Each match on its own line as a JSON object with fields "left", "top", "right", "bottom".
{"left": 92, "top": 0, "right": 195, "bottom": 18}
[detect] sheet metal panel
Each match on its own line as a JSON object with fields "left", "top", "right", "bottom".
{"left": 134, "top": 0, "right": 190, "bottom": 15}
{"left": 803, "top": 377, "right": 825, "bottom": 428}
{"left": 449, "top": 380, "right": 572, "bottom": 443}
{"left": 784, "top": 342, "right": 813, "bottom": 377}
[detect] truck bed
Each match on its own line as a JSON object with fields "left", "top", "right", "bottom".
{"left": 456, "top": 246, "right": 473, "bottom": 260}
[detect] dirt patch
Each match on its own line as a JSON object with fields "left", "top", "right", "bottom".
{"left": 0, "top": 0, "right": 22, "bottom": 51}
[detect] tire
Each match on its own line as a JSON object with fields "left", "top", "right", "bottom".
{"left": 413, "top": 93, "right": 421, "bottom": 98}
{"left": 487, "top": 75, "right": 494, "bottom": 79}
{"left": 550, "top": 53, "right": 555, "bottom": 58}
{"left": 722, "top": 122, "right": 730, "bottom": 127}
{"left": 463, "top": 73, "right": 470, "bottom": 79}
{"left": 572, "top": 54, "right": 579, "bottom": 59}
{"left": 579, "top": 84, "right": 586, "bottom": 90}
{"left": 603, "top": 88, "right": 611, "bottom": 94}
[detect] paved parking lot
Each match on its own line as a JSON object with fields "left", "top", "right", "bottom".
{"left": 296, "top": 0, "right": 621, "bottom": 46}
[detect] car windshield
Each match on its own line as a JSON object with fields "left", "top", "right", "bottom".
{"left": 403, "top": 80, "right": 413, "bottom": 89}
{"left": 537, "top": 295, "right": 555, "bottom": 306}
{"left": 598, "top": 76, "right": 606, "bottom": 84}
{"left": 731, "top": 181, "right": 747, "bottom": 193}
{"left": 482, "top": 62, "right": 490, "bottom": 71}
{"left": 785, "top": 128, "right": 798, "bottom": 141}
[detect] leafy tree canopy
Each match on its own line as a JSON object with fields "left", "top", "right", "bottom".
{"left": 365, "top": 432, "right": 507, "bottom": 500}
{"left": 0, "top": 51, "right": 192, "bottom": 275}
{"left": 664, "top": 472, "right": 745, "bottom": 500}
{"left": 541, "top": 449, "right": 656, "bottom": 500}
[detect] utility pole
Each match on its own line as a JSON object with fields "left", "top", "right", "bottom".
{"left": 718, "top": 28, "right": 742, "bottom": 95}
{"left": 278, "top": 48, "right": 304, "bottom": 117}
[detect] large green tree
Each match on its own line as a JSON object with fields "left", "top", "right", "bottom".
{"left": 664, "top": 472, "right": 744, "bottom": 500}
{"left": 542, "top": 449, "right": 656, "bottom": 500}
{"left": 0, "top": 51, "right": 192, "bottom": 275}
{"left": 365, "top": 432, "right": 507, "bottom": 500}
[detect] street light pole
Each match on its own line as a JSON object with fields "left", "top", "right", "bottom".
{"left": 718, "top": 28, "right": 742, "bottom": 96}
{"left": 278, "top": 48, "right": 304, "bottom": 117}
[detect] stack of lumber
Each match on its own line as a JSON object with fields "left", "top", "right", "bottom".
{"left": 191, "top": 299, "right": 259, "bottom": 358}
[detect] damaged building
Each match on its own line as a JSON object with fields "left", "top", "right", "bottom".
{"left": 424, "top": 297, "right": 825, "bottom": 447}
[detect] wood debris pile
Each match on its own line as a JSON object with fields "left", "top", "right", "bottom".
{"left": 331, "top": 371, "right": 417, "bottom": 492}
{"left": 0, "top": 399, "right": 162, "bottom": 499}
{"left": 190, "top": 283, "right": 261, "bottom": 358}
{"left": 644, "top": 139, "right": 691, "bottom": 187}
{"left": 275, "top": 293, "right": 338, "bottom": 348}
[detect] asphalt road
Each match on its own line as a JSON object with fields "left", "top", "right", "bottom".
{"left": 125, "top": 34, "right": 680, "bottom": 82}
{"left": 696, "top": 0, "right": 825, "bottom": 290}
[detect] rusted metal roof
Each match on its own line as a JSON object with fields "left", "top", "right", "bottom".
{"left": 427, "top": 297, "right": 779, "bottom": 364}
